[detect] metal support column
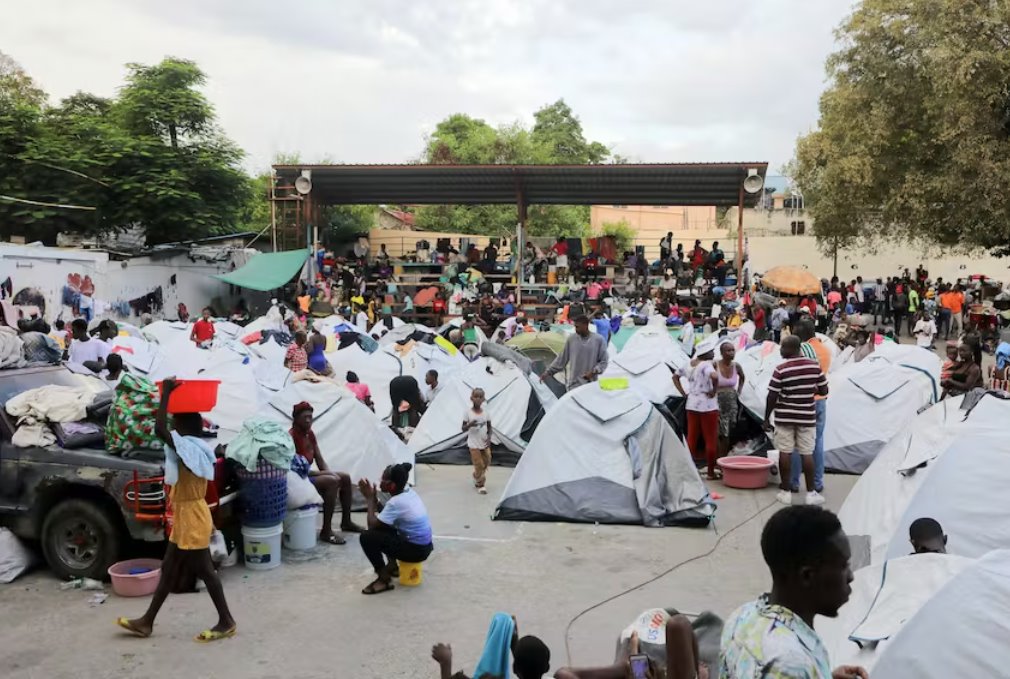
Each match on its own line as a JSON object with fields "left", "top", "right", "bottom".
{"left": 736, "top": 183, "right": 745, "bottom": 293}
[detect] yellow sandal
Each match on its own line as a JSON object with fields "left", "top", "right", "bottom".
{"left": 194, "top": 627, "right": 236, "bottom": 643}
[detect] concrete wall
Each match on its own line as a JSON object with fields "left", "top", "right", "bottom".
{"left": 1, "top": 244, "right": 256, "bottom": 324}
{"left": 591, "top": 205, "right": 719, "bottom": 259}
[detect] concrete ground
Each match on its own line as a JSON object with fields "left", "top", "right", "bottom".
{"left": 0, "top": 465, "right": 857, "bottom": 679}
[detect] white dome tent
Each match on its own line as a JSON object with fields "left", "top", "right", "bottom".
{"left": 601, "top": 325, "right": 690, "bottom": 403}
{"left": 408, "top": 354, "right": 557, "bottom": 466}
{"left": 839, "top": 392, "right": 1010, "bottom": 569}
{"left": 494, "top": 383, "right": 715, "bottom": 527}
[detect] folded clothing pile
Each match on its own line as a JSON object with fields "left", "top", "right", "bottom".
{"left": 5, "top": 384, "right": 98, "bottom": 448}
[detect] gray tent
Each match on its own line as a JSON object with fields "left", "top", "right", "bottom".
{"left": 494, "top": 384, "right": 715, "bottom": 527}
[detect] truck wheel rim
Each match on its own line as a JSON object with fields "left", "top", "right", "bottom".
{"left": 55, "top": 519, "right": 99, "bottom": 569}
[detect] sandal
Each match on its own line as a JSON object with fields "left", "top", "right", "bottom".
{"left": 361, "top": 579, "right": 395, "bottom": 595}
{"left": 340, "top": 522, "right": 364, "bottom": 534}
{"left": 320, "top": 532, "right": 346, "bottom": 545}
{"left": 194, "top": 627, "right": 237, "bottom": 643}
{"left": 115, "top": 617, "right": 151, "bottom": 638}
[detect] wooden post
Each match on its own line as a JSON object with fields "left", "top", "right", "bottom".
{"left": 736, "top": 183, "right": 745, "bottom": 292}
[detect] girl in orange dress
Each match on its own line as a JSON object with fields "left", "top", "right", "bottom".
{"left": 116, "top": 378, "right": 236, "bottom": 642}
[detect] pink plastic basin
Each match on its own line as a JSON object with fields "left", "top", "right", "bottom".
{"left": 107, "top": 558, "right": 162, "bottom": 597}
{"left": 717, "top": 456, "right": 774, "bottom": 489}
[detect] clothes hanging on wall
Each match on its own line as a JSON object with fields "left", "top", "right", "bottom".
{"left": 127, "top": 286, "right": 163, "bottom": 316}
{"left": 0, "top": 278, "right": 12, "bottom": 300}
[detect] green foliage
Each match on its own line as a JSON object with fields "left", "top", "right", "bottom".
{"left": 793, "top": 0, "right": 1010, "bottom": 255}
{"left": 0, "top": 55, "right": 250, "bottom": 244}
{"left": 415, "top": 99, "right": 608, "bottom": 237}
{"left": 598, "top": 219, "right": 635, "bottom": 252}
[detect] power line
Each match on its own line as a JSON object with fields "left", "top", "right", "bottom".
{"left": 0, "top": 194, "right": 96, "bottom": 210}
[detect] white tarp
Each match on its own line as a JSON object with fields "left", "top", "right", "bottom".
{"left": 324, "top": 343, "right": 403, "bottom": 420}
{"left": 817, "top": 553, "right": 972, "bottom": 671}
{"left": 869, "top": 550, "right": 1010, "bottom": 678}
{"left": 838, "top": 393, "right": 1010, "bottom": 568}
{"left": 495, "top": 383, "right": 714, "bottom": 526}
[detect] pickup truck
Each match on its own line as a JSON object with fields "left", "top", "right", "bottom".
{"left": 0, "top": 365, "right": 166, "bottom": 580}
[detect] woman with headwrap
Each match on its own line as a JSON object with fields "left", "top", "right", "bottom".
{"left": 289, "top": 402, "right": 361, "bottom": 544}
{"left": 356, "top": 462, "right": 432, "bottom": 595}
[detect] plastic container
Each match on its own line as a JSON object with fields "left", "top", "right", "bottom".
{"left": 236, "top": 459, "right": 288, "bottom": 527}
{"left": 157, "top": 379, "right": 221, "bottom": 413}
{"left": 282, "top": 506, "right": 318, "bottom": 551}
{"left": 242, "top": 523, "right": 283, "bottom": 570}
{"left": 717, "top": 456, "right": 775, "bottom": 489}
{"left": 397, "top": 560, "right": 424, "bottom": 587}
{"left": 107, "top": 558, "right": 162, "bottom": 596}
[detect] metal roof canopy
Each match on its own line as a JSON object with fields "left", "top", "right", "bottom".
{"left": 272, "top": 163, "right": 769, "bottom": 207}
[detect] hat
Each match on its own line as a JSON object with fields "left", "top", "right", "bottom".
{"left": 799, "top": 306, "right": 811, "bottom": 314}
{"left": 292, "top": 401, "right": 314, "bottom": 418}
{"left": 778, "top": 299, "right": 787, "bottom": 306}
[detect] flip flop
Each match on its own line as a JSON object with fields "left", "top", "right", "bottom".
{"left": 320, "top": 532, "right": 346, "bottom": 545}
{"left": 340, "top": 522, "right": 364, "bottom": 534}
{"left": 194, "top": 627, "right": 237, "bottom": 643}
{"left": 116, "top": 617, "right": 151, "bottom": 638}
{"left": 361, "top": 580, "right": 395, "bottom": 595}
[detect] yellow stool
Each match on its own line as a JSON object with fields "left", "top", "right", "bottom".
{"left": 397, "top": 560, "right": 424, "bottom": 586}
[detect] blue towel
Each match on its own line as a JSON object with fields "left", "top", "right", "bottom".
{"left": 165, "top": 432, "right": 216, "bottom": 485}
{"left": 996, "top": 342, "right": 1010, "bottom": 371}
{"left": 473, "top": 612, "right": 516, "bottom": 679}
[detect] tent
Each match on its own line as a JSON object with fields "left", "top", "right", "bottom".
{"left": 324, "top": 342, "right": 404, "bottom": 419}
{"left": 818, "top": 553, "right": 973, "bottom": 673}
{"left": 821, "top": 352, "right": 939, "bottom": 473}
{"left": 838, "top": 392, "right": 1010, "bottom": 569}
{"left": 259, "top": 380, "right": 413, "bottom": 484}
{"left": 408, "top": 355, "right": 556, "bottom": 466}
{"left": 601, "top": 325, "right": 690, "bottom": 403}
{"left": 868, "top": 550, "right": 1010, "bottom": 678}
{"left": 494, "top": 383, "right": 715, "bottom": 527}
{"left": 506, "top": 331, "right": 566, "bottom": 364}
{"left": 735, "top": 341, "right": 939, "bottom": 474}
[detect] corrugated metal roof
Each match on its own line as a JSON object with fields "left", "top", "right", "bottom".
{"left": 273, "top": 163, "right": 768, "bottom": 207}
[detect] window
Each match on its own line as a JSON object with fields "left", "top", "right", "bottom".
{"left": 790, "top": 221, "right": 806, "bottom": 236}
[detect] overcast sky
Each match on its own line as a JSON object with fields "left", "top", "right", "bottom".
{"left": 2, "top": 1, "right": 855, "bottom": 174}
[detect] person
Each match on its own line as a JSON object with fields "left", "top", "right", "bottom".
{"left": 306, "top": 332, "right": 332, "bottom": 376}
{"left": 592, "top": 311, "right": 611, "bottom": 344}
{"left": 551, "top": 236, "right": 569, "bottom": 277}
{"left": 764, "top": 336, "right": 828, "bottom": 506}
{"left": 357, "top": 462, "right": 433, "bottom": 595}
{"left": 68, "top": 318, "right": 110, "bottom": 373}
{"left": 770, "top": 300, "right": 790, "bottom": 344}
{"left": 889, "top": 286, "right": 908, "bottom": 339}
{"left": 96, "top": 319, "right": 119, "bottom": 344}
{"left": 680, "top": 313, "right": 696, "bottom": 357}
{"left": 909, "top": 517, "right": 947, "bottom": 554}
{"left": 284, "top": 331, "right": 309, "bottom": 372}
{"left": 345, "top": 371, "right": 374, "bottom": 410}
{"left": 177, "top": 303, "right": 190, "bottom": 323}
{"left": 116, "top": 378, "right": 236, "bottom": 642}
{"left": 402, "top": 291, "right": 414, "bottom": 319}
{"left": 872, "top": 278, "right": 887, "bottom": 324}
{"left": 912, "top": 310, "right": 937, "bottom": 349}
{"left": 714, "top": 342, "right": 745, "bottom": 462}
{"left": 940, "top": 342, "right": 958, "bottom": 382}
{"left": 907, "top": 285, "right": 921, "bottom": 336}
{"left": 556, "top": 622, "right": 705, "bottom": 679}
{"left": 751, "top": 303, "right": 767, "bottom": 341}
{"left": 103, "top": 353, "right": 127, "bottom": 386}
{"left": 289, "top": 402, "right": 361, "bottom": 545}
{"left": 483, "top": 240, "right": 499, "bottom": 269}
{"left": 793, "top": 320, "right": 830, "bottom": 496}
{"left": 585, "top": 279, "right": 603, "bottom": 301}
{"left": 462, "top": 387, "right": 493, "bottom": 495}
{"left": 674, "top": 342, "right": 720, "bottom": 479}
{"left": 375, "top": 244, "right": 390, "bottom": 266}
{"left": 660, "top": 231, "right": 673, "bottom": 263}
{"left": 941, "top": 343, "right": 983, "bottom": 397}
{"left": 540, "top": 315, "right": 608, "bottom": 389}
{"left": 433, "top": 620, "right": 551, "bottom": 679}
{"left": 719, "top": 506, "right": 866, "bottom": 679}
{"left": 189, "top": 308, "right": 215, "bottom": 348}
{"left": 424, "top": 369, "right": 442, "bottom": 404}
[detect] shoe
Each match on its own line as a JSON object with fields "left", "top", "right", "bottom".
{"left": 776, "top": 490, "right": 793, "bottom": 505}
{"left": 806, "top": 491, "right": 826, "bottom": 506}
{"left": 477, "top": 487, "right": 488, "bottom": 495}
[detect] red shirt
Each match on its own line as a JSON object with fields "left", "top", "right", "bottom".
{"left": 432, "top": 298, "right": 446, "bottom": 313}
{"left": 552, "top": 241, "right": 568, "bottom": 256}
{"left": 753, "top": 306, "right": 766, "bottom": 329}
{"left": 192, "top": 319, "right": 215, "bottom": 343}
{"left": 290, "top": 427, "right": 317, "bottom": 465}
{"left": 285, "top": 344, "right": 308, "bottom": 372}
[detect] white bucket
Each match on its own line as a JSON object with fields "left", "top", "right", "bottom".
{"left": 242, "top": 523, "right": 283, "bottom": 571}
{"left": 282, "top": 506, "right": 318, "bottom": 551}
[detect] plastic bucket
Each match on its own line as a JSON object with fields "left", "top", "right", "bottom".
{"left": 282, "top": 507, "right": 318, "bottom": 551}
{"left": 242, "top": 523, "right": 283, "bottom": 570}
{"left": 716, "top": 456, "right": 775, "bottom": 489}
{"left": 157, "top": 379, "right": 221, "bottom": 413}
{"left": 397, "top": 560, "right": 424, "bottom": 587}
{"left": 107, "top": 558, "right": 162, "bottom": 597}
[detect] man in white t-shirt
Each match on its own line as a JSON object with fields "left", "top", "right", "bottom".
{"left": 912, "top": 311, "right": 937, "bottom": 349}
{"left": 67, "top": 318, "right": 110, "bottom": 373}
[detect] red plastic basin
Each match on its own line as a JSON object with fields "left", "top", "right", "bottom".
{"left": 717, "top": 456, "right": 774, "bottom": 489}
{"left": 108, "top": 558, "right": 162, "bottom": 597}
{"left": 157, "top": 379, "right": 221, "bottom": 414}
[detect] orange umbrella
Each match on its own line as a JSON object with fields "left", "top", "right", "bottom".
{"left": 760, "top": 266, "right": 822, "bottom": 295}
{"left": 413, "top": 286, "right": 440, "bottom": 306}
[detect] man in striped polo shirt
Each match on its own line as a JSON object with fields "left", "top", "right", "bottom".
{"left": 764, "top": 336, "right": 829, "bottom": 506}
{"left": 794, "top": 320, "right": 831, "bottom": 495}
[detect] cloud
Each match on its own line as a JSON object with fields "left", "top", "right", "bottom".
{"left": 0, "top": 0, "right": 855, "bottom": 173}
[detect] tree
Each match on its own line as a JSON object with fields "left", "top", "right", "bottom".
{"left": 118, "top": 58, "right": 211, "bottom": 149}
{"left": 793, "top": 0, "right": 1010, "bottom": 255}
{"left": 414, "top": 101, "right": 609, "bottom": 237}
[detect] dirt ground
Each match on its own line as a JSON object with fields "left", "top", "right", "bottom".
{"left": 0, "top": 465, "right": 858, "bottom": 679}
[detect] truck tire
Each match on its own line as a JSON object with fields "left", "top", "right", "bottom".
{"left": 41, "top": 499, "right": 122, "bottom": 581}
